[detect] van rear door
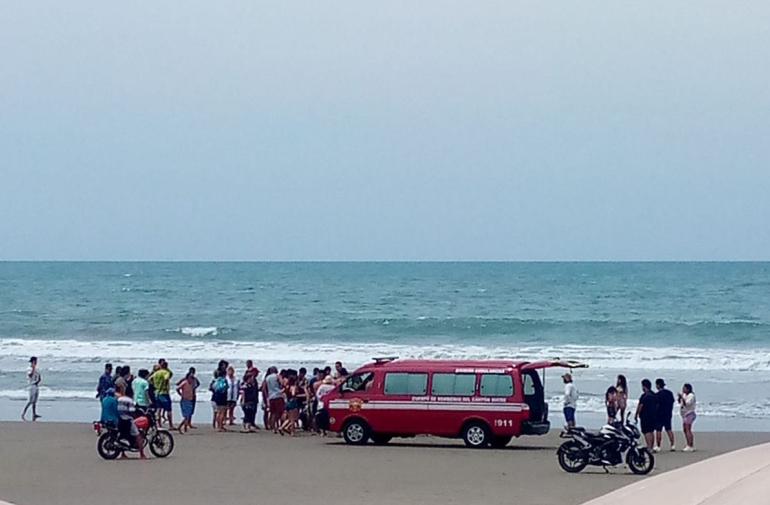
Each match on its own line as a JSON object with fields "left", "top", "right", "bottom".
{"left": 519, "top": 360, "right": 588, "bottom": 435}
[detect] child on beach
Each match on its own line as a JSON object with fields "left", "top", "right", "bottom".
{"left": 679, "top": 383, "right": 697, "bottom": 452}
{"left": 605, "top": 386, "right": 618, "bottom": 425}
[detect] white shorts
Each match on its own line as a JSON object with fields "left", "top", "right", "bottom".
{"left": 28, "top": 386, "right": 39, "bottom": 403}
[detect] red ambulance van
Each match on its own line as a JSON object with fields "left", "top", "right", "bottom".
{"left": 325, "top": 357, "right": 586, "bottom": 448}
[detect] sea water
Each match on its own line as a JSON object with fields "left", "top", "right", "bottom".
{"left": 1, "top": 262, "right": 768, "bottom": 429}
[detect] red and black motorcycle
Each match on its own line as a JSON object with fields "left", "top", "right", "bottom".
{"left": 93, "top": 408, "right": 174, "bottom": 460}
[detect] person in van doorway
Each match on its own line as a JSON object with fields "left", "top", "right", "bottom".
{"left": 678, "top": 383, "right": 697, "bottom": 452}
{"left": 22, "top": 357, "right": 42, "bottom": 421}
{"left": 635, "top": 379, "right": 658, "bottom": 450}
{"left": 562, "top": 373, "right": 578, "bottom": 428}
{"left": 654, "top": 378, "right": 676, "bottom": 452}
{"left": 615, "top": 374, "right": 629, "bottom": 421}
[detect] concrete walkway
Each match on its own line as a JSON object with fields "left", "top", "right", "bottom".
{"left": 582, "top": 443, "right": 770, "bottom": 505}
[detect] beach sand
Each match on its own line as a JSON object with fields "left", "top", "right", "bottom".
{"left": 1, "top": 423, "right": 769, "bottom": 505}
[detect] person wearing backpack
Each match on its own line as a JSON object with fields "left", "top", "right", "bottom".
{"left": 209, "top": 369, "right": 229, "bottom": 432}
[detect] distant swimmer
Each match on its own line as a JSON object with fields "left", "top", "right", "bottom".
{"left": 21, "top": 356, "right": 42, "bottom": 421}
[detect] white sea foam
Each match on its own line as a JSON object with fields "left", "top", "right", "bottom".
{"left": 1, "top": 338, "right": 769, "bottom": 372}
{"left": 176, "top": 327, "right": 219, "bottom": 337}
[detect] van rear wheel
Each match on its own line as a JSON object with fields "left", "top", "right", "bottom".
{"left": 342, "top": 419, "right": 371, "bottom": 445}
{"left": 462, "top": 422, "right": 491, "bottom": 448}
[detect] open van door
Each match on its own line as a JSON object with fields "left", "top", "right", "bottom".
{"left": 520, "top": 359, "right": 588, "bottom": 372}
{"left": 519, "top": 360, "right": 588, "bottom": 436}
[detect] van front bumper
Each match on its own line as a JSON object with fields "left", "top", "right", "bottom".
{"left": 522, "top": 421, "right": 550, "bottom": 436}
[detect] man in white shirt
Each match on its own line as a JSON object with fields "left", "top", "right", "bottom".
{"left": 22, "top": 356, "right": 41, "bottom": 421}
{"left": 562, "top": 372, "right": 578, "bottom": 428}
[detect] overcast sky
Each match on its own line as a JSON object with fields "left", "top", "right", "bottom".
{"left": 1, "top": 1, "right": 768, "bottom": 260}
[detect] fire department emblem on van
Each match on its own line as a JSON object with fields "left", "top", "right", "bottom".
{"left": 349, "top": 398, "right": 364, "bottom": 412}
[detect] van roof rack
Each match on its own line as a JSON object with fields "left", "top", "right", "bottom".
{"left": 372, "top": 356, "right": 399, "bottom": 364}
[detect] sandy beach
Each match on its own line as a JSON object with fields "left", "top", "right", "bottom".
{"left": 1, "top": 423, "right": 769, "bottom": 505}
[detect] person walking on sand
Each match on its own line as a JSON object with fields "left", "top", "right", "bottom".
{"left": 22, "top": 357, "right": 42, "bottom": 421}
{"left": 615, "top": 374, "right": 629, "bottom": 421}
{"left": 654, "top": 378, "right": 676, "bottom": 452}
{"left": 679, "top": 383, "right": 697, "bottom": 452}
{"left": 635, "top": 379, "right": 658, "bottom": 450}
{"left": 562, "top": 373, "right": 578, "bottom": 428}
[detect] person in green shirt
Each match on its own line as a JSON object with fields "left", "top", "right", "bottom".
{"left": 133, "top": 369, "right": 151, "bottom": 408}
{"left": 150, "top": 360, "right": 174, "bottom": 429}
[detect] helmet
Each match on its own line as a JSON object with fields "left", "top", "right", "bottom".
{"left": 134, "top": 416, "right": 150, "bottom": 431}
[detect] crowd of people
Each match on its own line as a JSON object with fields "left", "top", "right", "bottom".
{"left": 94, "top": 358, "right": 352, "bottom": 438}
{"left": 561, "top": 372, "right": 698, "bottom": 453}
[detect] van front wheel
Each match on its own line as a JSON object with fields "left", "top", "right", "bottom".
{"left": 462, "top": 422, "right": 491, "bottom": 448}
{"left": 342, "top": 419, "right": 371, "bottom": 445}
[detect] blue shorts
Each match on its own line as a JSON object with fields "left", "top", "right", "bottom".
{"left": 180, "top": 399, "right": 196, "bottom": 419}
{"left": 157, "top": 394, "right": 172, "bottom": 412}
{"left": 563, "top": 407, "right": 576, "bottom": 424}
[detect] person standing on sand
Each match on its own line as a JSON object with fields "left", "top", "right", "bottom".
{"left": 240, "top": 372, "right": 259, "bottom": 432}
{"left": 150, "top": 360, "right": 174, "bottom": 429}
{"left": 265, "top": 366, "right": 285, "bottom": 432}
{"left": 133, "top": 369, "right": 151, "bottom": 410}
{"left": 654, "top": 378, "right": 676, "bottom": 452}
{"left": 615, "top": 374, "right": 629, "bottom": 421}
{"left": 679, "top": 383, "right": 697, "bottom": 452}
{"left": 96, "top": 363, "right": 114, "bottom": 400}
{"left": 635, "top": 379, "right": 658, "bottom": 450}
{"left": 225, "top": 366, "right": 241, "bottom": 426}
{"left": 176, "top": 367, "right": 199, "bottom": 434}
{"left": 22, "top": 356, "right": 42, "bottom": 421}
{"left": 562, "top": 373, "right": 578, "bottom": 428}
{"left": 605, "top": 386, "right": 618, "bottom": 425}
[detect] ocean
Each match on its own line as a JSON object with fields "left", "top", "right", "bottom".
{"left": 1, "top": 262, "right": 769, "bottom": 429}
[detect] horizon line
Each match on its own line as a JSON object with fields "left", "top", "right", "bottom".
{"left": 1, "top": 259, "right": 769, "bottom": 263}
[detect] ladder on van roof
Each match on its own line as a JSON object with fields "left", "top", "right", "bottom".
{"left": 372, "top": 356, "right": 399, "bottom": 364}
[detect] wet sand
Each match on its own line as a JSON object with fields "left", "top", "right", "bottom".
{"left": 1, "top": 422, "right": 769, "bottom": 505}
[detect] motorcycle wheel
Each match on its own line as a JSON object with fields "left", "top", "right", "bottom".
{"left": 149, "top": 429, "right": 175, "bottom": 458}
{"left": 626, "top": 447, "right": 655, "bottom": 475}
{"left": 557, "top": 441, "right": 588, "bottom": 473}
{"left": 97, "top": 432, "right": 122, "bottom": 460}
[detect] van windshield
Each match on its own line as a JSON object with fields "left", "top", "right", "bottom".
{"left": 341, "top": 372, "right": 374, "bottom": 393}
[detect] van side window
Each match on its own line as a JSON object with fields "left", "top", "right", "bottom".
{"left": 431, "top": 373, "right": 475, "bottom": 396}
{"left": 480, "top": 374, "right": 514, "bottom": 397}
{"left": 523, "top": 373, "right": 536, "bottom": 396}
{"left": 384, "top": 373, "right": 428, "bottom": 395}
{"left": 342, "top": 372, "right": 374, "bottom": 393}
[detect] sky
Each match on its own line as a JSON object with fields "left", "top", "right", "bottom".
{"left": 1, "top": 1, "right": 769, "bottom": 261}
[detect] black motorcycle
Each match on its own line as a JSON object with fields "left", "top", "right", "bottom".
{"left": 557, "top": 414, "right": 654, "bottom": 475}
{"left": 94, "top": 408, "right": 175, "bottom": 460}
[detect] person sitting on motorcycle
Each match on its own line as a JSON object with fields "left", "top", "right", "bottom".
{"left": 116, "top": 383, "right": 147, "bottom": 460}
{"left": 100, "top": 388, "right": 119, "bottom": 427}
